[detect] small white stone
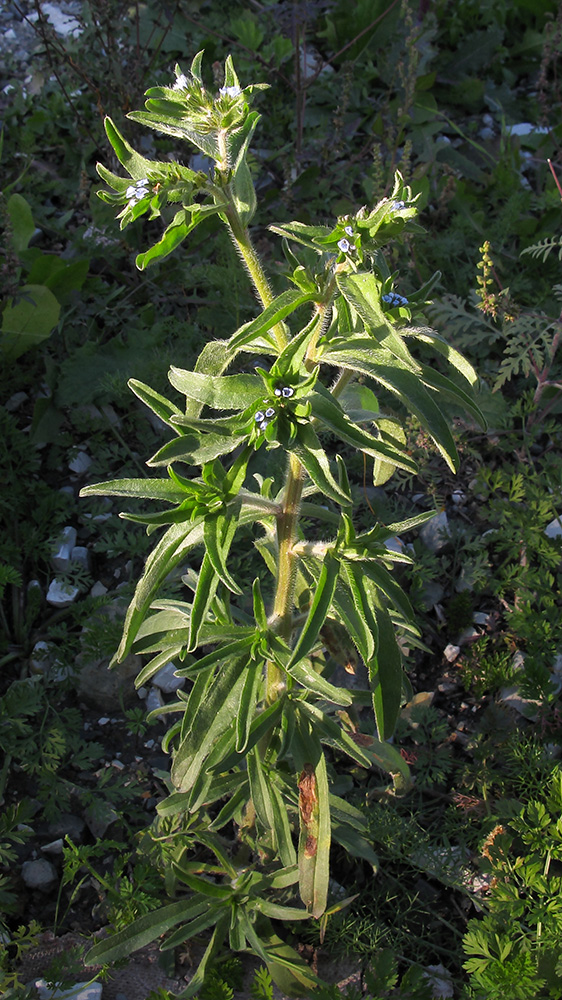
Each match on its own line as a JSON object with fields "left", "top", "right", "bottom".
{"left": 151, "top": 661, "right": 185, "bottom": 693}
{"left": 98, "top": 717, "right": 110, "bottom": 726}
{"left": 472, "top": 612, "right": 490, "bottom": 625}
{"left": 5, "top": 391, "right": 28, "bottom": 411}
{"left": 385, "top": 536, "right": 405, "bottom": 554}
{"left": 137, "top": 686, "right": 148, "bottom": 700}
{"left": 68, "top": 450, "right": 92, "bottom": 475}
{"left": 443, "top": 644, "right": 460, "bottom": 663}
{"left": 46, "top": 578, "right": 80, "bottom": 607}
{"left": 90, "top": 580, "right": 108, "bottom": 598}
{"left": 111, "top": 759, "right": 125, "bottom": 770}
{"left": 545, "top": 515, "right": 562, "bottom": 539}
{"left": 21, "top": 858, "right": 57, "bottom": 889}
{"left": 41, "top": 839, "right": 64, "bottom": 854}
{"left": 51, "top": 526, "right": 78, "bottom": 571}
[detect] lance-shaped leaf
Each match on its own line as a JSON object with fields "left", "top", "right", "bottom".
{"left": 128, "top": 378, "right": 184, "bottom": 432}
{"left": 247, "top": 745, "right": 276, "bottom": 836}
{"left": 341, "top": 562, "right": 379, "bottom": 661}
{"left": 321, "top": 342, "right": 459, "bottom": 472}
{"left": 203, "top": 511, "right": 241, "bottom": 595}
{"left": 268, "top": 220, "right": 332, "bottom": 252}
{"left": 128, "top": 105, "right": 221, "bottom": 159}
{"left": 291, "top": 423, "right": 351, "bottom": 505}
{"left": 288, "top": 553, "right": 339, "bottom": 668}
{"left": 228, "top": 289, "right": 315, "bottom": 352}
{"left": 102, "top": 116, "right": 158, "bottom": 180}
{"left": 310, "top": 387, "right": 417, "bottom": 473}
{"left": 336, "top": 271, "right": 420, "bottom": 369}
{"left": 236, "top": 658, "right": 263, "bottom": 752}
{"left": 171, "top": 654, "right": 247, "bottom": 792}
{"left": 168, "top": 368, "right": 262, "bottom": 410}
{"left": 367, "top": 591, "right": 404, "bottom": 740}
{"left": 188, "top": 552, "right": 221, "bottom": 651}
{"left": 135, "top": 210, "right": 192, "bottom": 270}
{"left": 287, "top": 659, "right": 353, "bottom": 706}
{"left": 111, "top": 518, "right": 204, "bottom": 663}
{"left": 148, "top": 429, "right": 246, "bottom": 467}
{"left": 331, "top": 576, "right": 376, "bottom": 664}
{"left": 373, "top": 418, "right": 407, "bottom": 486}
{"left": 269, "top": 781, "right": 297, "bottom": 868}
{"left": 405, "top": 327, "right": 480, "bottom": 388}
{"left": 85, "top": 898, "right": 209, "bottom": 966}
{"left": 296, "top": 748, "right": 330, "bottom": 918}
{"left": 80, "top": 477, "right": 186, "bottom": 503}
{"left": 418, "top": 364, "right": 486, "bottom": 428}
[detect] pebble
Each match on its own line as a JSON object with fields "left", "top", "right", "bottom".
{"left": 457, "top": 626, "right": 480, "bottom": 646}
{"left": 21, "top": 858, "right": 57, "bottom": 889}
{"left": 545, "top": 515, "right": 562, "bottom": 539}
{"left": 151, "top": 661, "right": 185, "bottom": 693}
{"left": 51, "top": 526, "right": 78, "bottom": 571}
{"left": 41, "top": 839, "right": 64, "bottom": 854}
{"left": 29, "top": 640, "right": 55, "bottom": 674}
{"left": 84, "top": 802, "right": 118, "bottom": 839}
{"left": 90, "top": 580, "right": 108, "bottom": 598}
{"left": 68, "top": 450, "right": 92, "bottom": 475}
{"left": 443, "top": 643, "right": 460, "bottom": 663}
{"left": 5, "top": 391, "right": 28, "bottom": 411}
{"left": 98, "top": 717, "right": 110, "bottom": 725}
{"left": 46, "top": 578, "right": 80, "bottom": 607}
{"left": 34, "top": 980, "right": 102, "bottom": 1000}
{"left": 47, "top": 813, "right": 86, "bottom": 843}
{"left": 419, "top": 511, "right": 450, "bottom": 552}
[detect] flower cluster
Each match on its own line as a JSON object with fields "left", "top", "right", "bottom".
{"left": 337, "top": 225, "right": 356, "bottom": 255}
{"left": 126, "top": 178, "right": 150, "bottom": 206}
{"left": 255, "top": 407, "right": 276, "bottom": 432}
{"left": 382, "top": 292, "right": 409, "bottom": 308}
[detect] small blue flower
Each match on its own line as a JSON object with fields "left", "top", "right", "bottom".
{"left": 274, "top": 387, "right": 282, "bottom": 397}
{"left": 255, "top": 410, "right": 265, "bottom": 423}
{"left": 344, "top": 225, "right": 354, "bottom": 237}
{"left": 281, "top": 386, "right": 294, "bottom": 398}
{"left": 265, "top": 407, "right": 276, "bottom": 418}
{"left": 126, "top": 179, "right": 150, "bottom": 205}
{"left": 382, "top": 292, "right": 409, "bottom": 307}
{"left": 337, "top": 238, "right": 351, "bottom": 253}
{"left": 391, "top": 200, "right": 406, "bottom": 211}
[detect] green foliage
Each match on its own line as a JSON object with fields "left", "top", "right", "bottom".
{"left": 79, "top": 50, "right": 483, "bottom": 994}
{"left": 463, "top": 770, "right": 562, "bottom": 999}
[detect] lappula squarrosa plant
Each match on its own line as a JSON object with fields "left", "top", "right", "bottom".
{"left": 81, "top": 53, "right": 485, "bottom": 997}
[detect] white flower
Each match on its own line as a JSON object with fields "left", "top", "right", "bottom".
{"left": 126, "top": 179, "right": 150, "bottom": 205}
{"left": 173, "top": 73, "right": 189, "bottom": 91}
{"left": 344, "top": 225, "right": 354, "bottom": 236}
{"left": 219, "top": 85, "right": 242, "bottom": 98}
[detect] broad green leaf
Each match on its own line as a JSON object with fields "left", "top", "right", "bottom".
{"left": 228, "top": 289, "right": 315, "bottom": 352}
{"left": 7, "top": 193, "right": 35, "bottom": 252}
{"left": 336, "top": 271, "right": 420, "bottom": 368}
{"left": 168, "top": 368, "right": 261, "bottom": 409}
{"left": 128, "top": 107, "right": 220, "bottom": 160}
{"left": 373, "top": 418, "right": 407, "bottom": 486}
{"left": 1, "top": 284, "right": 60, "bottom": 360}
{"left": 231, "top": 155, "right": 256, "bottom": 226}
{"left": 419, "top": 364, "right": 486, "bottom": 428}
